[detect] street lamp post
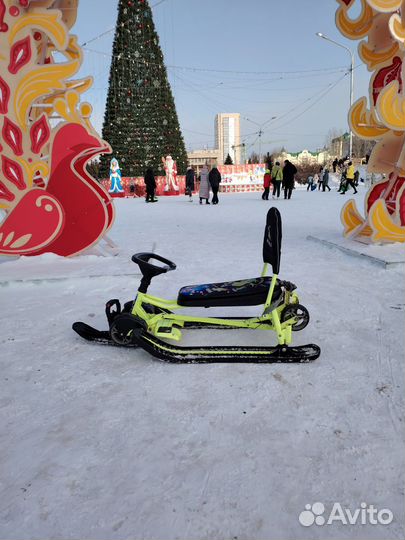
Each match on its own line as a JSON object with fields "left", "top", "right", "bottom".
{"left": 244, "top": 116, "right": 277, "bottom": 163}
{"left": 258, "top": 129, "right": 263, "bottom": 164}
{"left": 316, "top": 32, "right": 354, "bottom": 159}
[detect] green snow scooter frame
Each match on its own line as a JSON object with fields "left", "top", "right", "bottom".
{"left": 73, "top": 208, "right": 320, "bottom": 363}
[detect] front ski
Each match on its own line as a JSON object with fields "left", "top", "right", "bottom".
{"left": 72, "top": 322, "right": 139, "bottom": 348}
{"left": 72, "top": 318, "right": 247, "bottom": 345}
{"left": 72, "top": 322, "right": 320, "bottom": 363}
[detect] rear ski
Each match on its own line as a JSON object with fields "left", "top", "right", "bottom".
{"left": 72, "top": 322, "right": 320, "bottom": 363}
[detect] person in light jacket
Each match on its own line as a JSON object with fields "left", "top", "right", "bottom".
{"left": 340, "top": 161, "right": 358, "bottom": 194}
{"left": 307, "top": 175, "right": 314, "bottom": 191}
{"left": 199, "top": 165, "right": 210, "bottom": 204}
{"left": 317, "top": 166, "right": 324, "bottom": 190}
{"left": 271, "top": 162, "right": 283, "bottom": 198}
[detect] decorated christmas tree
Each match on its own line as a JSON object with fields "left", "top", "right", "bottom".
{"left": 100, "top": 0, "right": 187, "bottom": 178}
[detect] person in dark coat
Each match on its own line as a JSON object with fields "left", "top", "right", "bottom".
{"left": 332, "top": 158, "right": 338, "bottom": 173}
{"left": 282, "top": 160, "right": 297, "bottom": 199}
{"left": 185, "top": 166, "right": 195, "bottom": 202}
{"left": 322, "top": 167, "right": 331, "bottom": 192}
{"left": 209, "top": 166, "right": 221, "bottom": 204}
{"left": 144, "top": 167, "right": 157, "bottom": 202}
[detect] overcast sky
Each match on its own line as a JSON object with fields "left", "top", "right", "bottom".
{"left": 73, "top": 0, "right": 370, "bottom": 156}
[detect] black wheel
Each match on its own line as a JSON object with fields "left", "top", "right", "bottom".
{"left": 281, "top": 304, "right": 310, "bottom": 331}
{"left": 110, "top": 314, "right": 146, "bottom": 346}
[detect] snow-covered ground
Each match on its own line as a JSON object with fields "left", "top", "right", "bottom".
{"left": 1, "top": 187, "right": 404, "bottom": 540}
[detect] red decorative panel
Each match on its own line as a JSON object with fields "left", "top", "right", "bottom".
{"left": 0, "top": 188, "right": 64, "bottom": 254}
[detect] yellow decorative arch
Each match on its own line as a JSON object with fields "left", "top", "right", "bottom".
{"left": 337, "top": 0, "right": 405, "bottom": 243}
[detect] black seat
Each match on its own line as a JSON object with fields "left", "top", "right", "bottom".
{"left": 177, "top": 277, "right": 283, "bottom": 308}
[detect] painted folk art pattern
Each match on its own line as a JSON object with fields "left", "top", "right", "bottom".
{"left": 0, "top": 0, "right": 114, "bottom": 257}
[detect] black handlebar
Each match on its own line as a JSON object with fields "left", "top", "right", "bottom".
{"left": 132, "top": 253, "right": 176, "bottom": 292}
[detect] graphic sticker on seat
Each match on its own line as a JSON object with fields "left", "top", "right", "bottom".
{"left": 178, "top": 277, "right": 282, "bottom": 307}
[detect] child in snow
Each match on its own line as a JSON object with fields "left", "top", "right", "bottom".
{"left": 307, "top": 175, "right": 314, "bottom": 191}
{"left": 262, "top": 169, "right": 272, "bottom": 200}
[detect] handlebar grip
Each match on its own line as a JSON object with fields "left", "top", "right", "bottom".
{"left": 131, "top": 252, "right": 177, "bottom": 273}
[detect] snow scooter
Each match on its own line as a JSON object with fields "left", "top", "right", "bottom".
{"left": 73, "top": 208, "right": 320, "bottom": 363}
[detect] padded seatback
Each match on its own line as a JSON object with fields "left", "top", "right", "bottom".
{"left": 263, "top": 207, "right": 282, "bottom": 274}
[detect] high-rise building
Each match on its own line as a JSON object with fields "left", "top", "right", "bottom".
{"left": 215, "top": 113, "right": 241, "bottom": 165}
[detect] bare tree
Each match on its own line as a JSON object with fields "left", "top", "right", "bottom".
{"left": 352, "top": 136, "right": 376, "bottom": 159}
{"left": 324, "top": 127, "right": 343, "bottom": 150}
{"left": 248, "top": 151, "right": 260, "bottom": 163}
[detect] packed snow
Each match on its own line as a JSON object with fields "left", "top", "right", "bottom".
{"left": 0, "top": 186, "right": 404, "bottom": 540}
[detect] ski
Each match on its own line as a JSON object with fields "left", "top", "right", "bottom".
{"left": 135, "top": 332, "right": 320, "bottom": 363}
{"left": 72, "top": 322, "right": 320, "bottom": 363}
{"left": 72, "top": 319, "right": 247, "bottom": 346}
{"left": 72, "top": 322, "right": 138, "bottom": 348}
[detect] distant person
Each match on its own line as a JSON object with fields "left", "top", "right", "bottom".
{"left": 209, "top": 165, "right": 222, "bottom": 204}
{"left": 332, "top": 158, "right": 338, "bottom": 173}
{"left": 199, "top": 164, "right": 210, "bottom": 204}
{"left": 185, "top": 166, "right": 195, "bottom": 202}
{"left": 317, "top": 166, "right": 324, "bottom": 190}
{"left": 271, "top": 161, "right": 283, "bottom": 198}
{"left": 144, "top": 167, "right": 157, "bottom": 202}
{"left": 307, "top": 175, "right": 314, "bottom": 191}
{"left": 282, "top": 159, "right": 297, "bottom": 199}
{"left": 340, "top": 161, "right": 358, "bottom": 194}
{"left": 262, "top": 169, "right": 272, "bottom": 200}
{"left": 337, "top": 165, "right": 347, "bottom": 193}
{"left": 353, "top": 169, "right": 360, "bottom": 186}
{"left": 322, "top": 167, "right": 331, "bottom": 192}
